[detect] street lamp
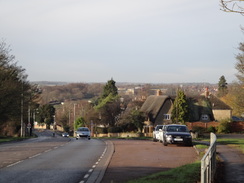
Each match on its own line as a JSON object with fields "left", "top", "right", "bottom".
{"left": 20, "top": 91, "right": 24, "bottom": 137}
{"left": 73, "top": 103, "right": 77, "bottom": 137}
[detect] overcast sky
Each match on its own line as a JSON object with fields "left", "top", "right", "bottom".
{"left": 1, "top": 0, "right": 243, "bottom": 84}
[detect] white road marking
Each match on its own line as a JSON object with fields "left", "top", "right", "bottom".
{"left": 79, "top": 143, "right": 108, "bottom": 182}
{"left": 84, "top": 174, "right": 89, "bottom": 179}
{"left": 29, "top": 153, "right": 41, "bottom": 159}
{"left": 7, "top": 160, "right": 23, "bottom": 167}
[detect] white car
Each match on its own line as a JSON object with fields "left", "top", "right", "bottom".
{"left": 153, "top": 125, "right": 165, "bottom": 142}
{"left": 75, "top": 127, "right": 91, "bottom": 140}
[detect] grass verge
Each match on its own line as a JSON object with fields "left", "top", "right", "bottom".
{"left": 0, "top": 136, "right": 31, "bottom": 143}
{"left": 217, "top": 138, "right": 244, "bottom": 153}
{"left": 126, "top": 161, "right": 201, "bottom": 183}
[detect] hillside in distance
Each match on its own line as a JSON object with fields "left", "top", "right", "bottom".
{"left": 35, "top": 81, "right": 217, "bottom": 105}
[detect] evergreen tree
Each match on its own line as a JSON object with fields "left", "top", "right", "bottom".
{"left": 101, "top": 78, "right": 118, "bottom": 99}
{"left": 95, "top": 78, "right": 120, "bottom": 127}
{"left": 130, "top": 109, "right": 145, "bottom": 133}
{"left": 171, "top": 89, "right": 189, "bottom": 124}
{"left": 218, "top": 75, "right": 228, "bottom": 97}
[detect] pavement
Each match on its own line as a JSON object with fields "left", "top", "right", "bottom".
{"left": 216, "top": 134, "right": 244, "bottom": 183}
{"left": 99, "top": 139, "right": 198, "bottom": 183}
{"left": 97, "top": 136, "right": 244, "bottom": 183}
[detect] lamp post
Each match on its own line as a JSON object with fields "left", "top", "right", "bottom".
{"left": 20, "top": 77, "right": 25, "bottom": 137}
{"left": 20, "top": 91, "right": 24, "bottom": 137}
{"left": 73, "top": 103, "right": 77, "bottom": 137}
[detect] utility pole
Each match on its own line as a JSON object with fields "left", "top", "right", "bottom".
{"left": 20, "top": 92, "right": 24, "bottom": 137}
{"left": 73, "top": 103, "right": 77, "bottom": 137}
{"left": 20, "top": 79, "right": 24, "bottom": 137}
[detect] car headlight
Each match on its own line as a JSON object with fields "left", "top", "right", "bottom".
{"left": 186, "top": 135, "right": 192, "bottom": 138}
{"left": 166, "top": 135, "right": 172, "bottom": 138}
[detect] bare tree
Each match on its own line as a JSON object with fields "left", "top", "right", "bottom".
{"left": 220, "top": 0, "right": 244, "bottom": 15}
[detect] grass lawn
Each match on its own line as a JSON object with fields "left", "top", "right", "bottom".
{"left": 127, "top": 161, "right": 201, "bottom": 183}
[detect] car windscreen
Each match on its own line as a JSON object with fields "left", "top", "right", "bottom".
{"left": 78, "top": 128, "right": 89, "bottom": 131}
{"left": 166, "top": 126, "right": 188, "bottom": 132}
{"left": 155, "top": 125, "right": 164, "bottom": 130}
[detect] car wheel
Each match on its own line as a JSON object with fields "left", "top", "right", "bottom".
{"left": 153, "top": 135, "right": 157, "bottom": 142}
{"left": 187, "top": 142, "right": 193, "bottom": 146}
{"left": 163, "top": 139, "right": 168, "bottom": 146}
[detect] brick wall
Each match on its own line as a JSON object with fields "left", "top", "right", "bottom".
{"left": 186, "top": 121, "right": 244, "bottom": 133}
{"left": 230, "top": 122, "right": 244, "bottom": 133}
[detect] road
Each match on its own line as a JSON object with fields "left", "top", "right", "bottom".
{"left": 0, "top": 130, "right": 107, "bottom": 183}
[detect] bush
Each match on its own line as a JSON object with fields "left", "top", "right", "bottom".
{"left": 108, "top": 126, "right": 122, "bottom": 133}
{"left": 217, "top": 119, "right": 231, "bottom": 133}
{"left": 96, "top": 127, "right": 108, "bottom": 134}
{"left": 192, "top": 126, "right": 206, "bottom": 136}
{"left": 207, "top": 126, "right": 217, "bottom": 133}
{"left": 120, "top": 123, "right": 138, "bottom": 132}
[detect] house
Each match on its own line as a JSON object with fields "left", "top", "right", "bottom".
{"left": 140, "top": 90, "right": 174, "bottom": 127}
{"left": 197, "top": 87, "right": 232, "bottom": 121}
{"left": 208, "top": 95, "right": 232, "bottom": 121}
{"left": 140, "top": 89, "right": 232, "bottom": 129}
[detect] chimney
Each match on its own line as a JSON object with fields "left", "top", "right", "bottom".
{"left": 156, "top": 89, "right": 162, "bottom": 96}
{"left": 205, "top": 87, "right": 209, "bottom": 98}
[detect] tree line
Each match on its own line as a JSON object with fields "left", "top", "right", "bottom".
{"left": 0, "top": 42, "right": 39, "bottom": 136}
{"left": 1, "top": 2, "right": 243, "bottom": 135}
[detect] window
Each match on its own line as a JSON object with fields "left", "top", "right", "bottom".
{"left": 163, "top": 114, "right": 171, "bottom": 120}
{"left": 201, "top": 114, "right": 209, "bottom": 121}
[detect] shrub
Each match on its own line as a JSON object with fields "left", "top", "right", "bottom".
{"left": 207, "top": 126, "right": 217, "bottom": 133}
{"left": 96, "top": 127, "right": 108, "bottom": 134}
{"left": 192, "top": 126, "right": 206, "bottom": 136}
{"left": 108, "top": 126, "right": 122, "bottom": 133}
{"left": 217, "top": 119, "right": 231, "bottom": 133}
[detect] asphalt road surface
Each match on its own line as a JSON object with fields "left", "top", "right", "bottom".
{"left": 0, "top": 130, "right": 107, "bottom": 183}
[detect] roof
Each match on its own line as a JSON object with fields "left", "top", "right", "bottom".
{"left": 188, "top": 95, "right": 232, "bottom": 110}
{"left": 208, "top": 95, "right": 232, "bottom": 110}
{"left": 140, "top": 95, "right": 171, "bottom": 119}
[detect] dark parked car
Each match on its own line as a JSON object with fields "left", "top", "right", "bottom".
{"left": 162, "top": 124, "right": 192, "bottom": 146}
{"left": 62, "top": 132, "right": 69, "bottom": 137}
{"left": 75, "top": 127, "right": 91, "bottom": 140}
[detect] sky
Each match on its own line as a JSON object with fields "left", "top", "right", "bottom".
{"left": 0, "top": 0, "right": 243, "bottom": 84}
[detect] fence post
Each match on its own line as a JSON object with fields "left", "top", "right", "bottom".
{"left": 201, "top": 133, "right": 217, "bottom": 183}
